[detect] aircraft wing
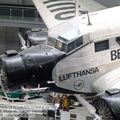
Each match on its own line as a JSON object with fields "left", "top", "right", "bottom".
{"left": 32, "top": 0, "right": 78, "bottom": 29}
{"left": 32, "top": 0, "right": 105, "bottom": 29}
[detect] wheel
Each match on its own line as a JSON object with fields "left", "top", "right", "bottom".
{"left": 93, "top": 99, "right": 114, "bottom": 120}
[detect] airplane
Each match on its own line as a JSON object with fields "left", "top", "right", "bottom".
{"left": 1, "top": 0, "right": 120, "bottom": 119}
{"left": 18, "top": 0, "right": 105, "bottom": 50}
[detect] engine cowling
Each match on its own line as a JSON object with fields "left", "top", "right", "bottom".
{"left": 0, "top": 45, "right": 65, "bottom": 90}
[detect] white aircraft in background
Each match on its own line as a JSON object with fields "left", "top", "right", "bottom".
{"left": 1, "top": 0, "right": 120, "bottom": 119}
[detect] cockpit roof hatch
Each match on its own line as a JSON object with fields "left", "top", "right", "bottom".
{"left": 58, "top": 29, "right": 81, "bottom": 43}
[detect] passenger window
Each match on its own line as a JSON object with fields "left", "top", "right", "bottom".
{"left": 116, "top": 37, "right": 120, "bottom": 45}
{"left": 95, "top": 40, "right": 109, "bottom": 52}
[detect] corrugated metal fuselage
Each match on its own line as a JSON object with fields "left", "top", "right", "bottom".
{"left": 53, "top": 40, "right": 120, "bottom": 93}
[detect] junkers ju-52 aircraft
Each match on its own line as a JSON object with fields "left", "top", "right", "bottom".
{"left": 1, "top": 0, "right": 120, "bottom": 119}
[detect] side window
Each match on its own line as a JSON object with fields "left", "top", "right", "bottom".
{"left": 116, "top": 37, "right": 120, "bottom": 45}
{"left": 67, "top": 37, "right": 83, "bottom": 53}
{"left": 67, "top": 41, "right": 75, "bottom": 52}
{"left": 76, "top": 37, "right": 83, "bottom": 47}
{"left": 95, "top": 40, "right": 109, "bottom": 52}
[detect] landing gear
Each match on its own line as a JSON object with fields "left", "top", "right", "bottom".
{"left": 93, "top": 99, "right": 114, "bottom": 120}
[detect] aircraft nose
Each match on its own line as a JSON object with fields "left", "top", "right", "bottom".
{"left": 0, "top": 45, "right": 65, "bottom": 91}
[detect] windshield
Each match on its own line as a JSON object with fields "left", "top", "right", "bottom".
{"left": 47, "top": 37, "right": 56, "bottom": 48}
{"left": 67, "top": 36, "right": 83, "bottom": 52}
{"left": 48, "top": 36, "right": 83, "bottom": 53}
{"left": 48, "top": 37, "right": 67, "bottom": 52}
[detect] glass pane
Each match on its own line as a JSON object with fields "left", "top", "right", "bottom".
{"left": 67, "top": 41, "right": 75, "bottom": 52}
{"left": 67, "top": 36, "right": 83, "bottom": 53}
{"left": 116, "top": 37, "right": 120, "bottom": 45}
{"left": 12, "top": 8, "right": 22, "bottom": 17}
{"left": 24, "top": 8, "right": 35, "bottom": 18}
{"left": 55, "top": 40, "right": 66, "bottom": 52}
{"left": 47, "top": 37, "right": 56, "bottom": 47}
{"left": 95, "top": 40, "right": 109, "bottom": 52}
{"left": 76, "top": 37, "right": 83, "bottom": 47}
{"left": 0, "top": 7, "right": 10, "bottom": 16}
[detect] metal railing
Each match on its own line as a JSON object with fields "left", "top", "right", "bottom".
{"left": 0, "top": 4, "right": 40, "bottom": 22}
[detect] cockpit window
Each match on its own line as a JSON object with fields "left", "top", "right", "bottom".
{"left": 67, "top": 41, "right": 75, "bottom": 52}
{"left": 48, "top": 36, "right": 83, "bottom": 53}
{"left": 48, "top": 37, "right": 66, "bottom": 52}
{"left": 76, "top": 37, "right": 83, "bottom": 47}
{"left": 67, "top": 36, "right": 83, "bottom": 52}
{"left": 47, "top": 37, "right": 56, "bottom": 48}
{"left": 55, "top": 40, "right": 66, "bottom": 52}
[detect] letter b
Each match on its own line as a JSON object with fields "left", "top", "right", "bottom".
{"left": 111, "top": 50, "right": 117, "bottom": 61}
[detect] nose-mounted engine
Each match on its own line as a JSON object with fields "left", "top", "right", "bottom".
{"left": 0, "top": 45, "right": 65, "bottom": 91}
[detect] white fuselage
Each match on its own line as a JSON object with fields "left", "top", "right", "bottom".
{"left": 48, "top": 6, "right": 120, "bottom": 93}
{"left": 53, "top": 43, "right": 120, "bottom": 93}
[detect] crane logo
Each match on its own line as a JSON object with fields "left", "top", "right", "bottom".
{"left": 43, "top": 0, "right": 84, "bottom": 20}
{"left": 73, "top": 80, "right": 84, "bottom": 90}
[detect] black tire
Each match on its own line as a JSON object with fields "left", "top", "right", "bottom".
{"left": 93, "top": 99, "right": 114, "bottom": 120}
